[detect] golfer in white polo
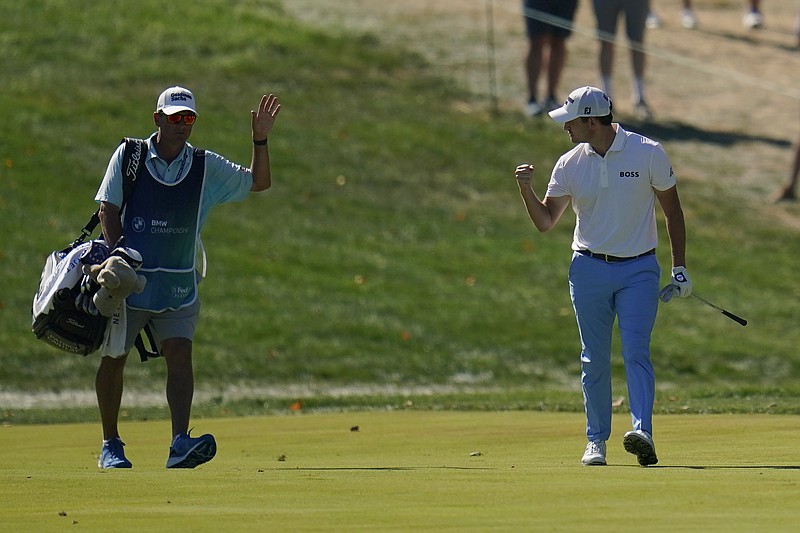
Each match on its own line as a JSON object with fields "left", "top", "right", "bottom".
{"left": 514, "top": 86, "right": 691, "bottom": 466}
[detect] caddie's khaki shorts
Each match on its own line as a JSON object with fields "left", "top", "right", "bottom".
{"left": 120, "top": 299, "right": 201, "bottom": 357}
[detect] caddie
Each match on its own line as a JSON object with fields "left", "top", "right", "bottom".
{"left": 93, "top": 86, "right": 281, "bottom": 469}
{"left": 514, "top": 86, "right": 691, "bottom": 467}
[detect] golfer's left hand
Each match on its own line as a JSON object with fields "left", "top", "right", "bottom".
{"left": 670, "top": 266, "right": 692, "bottom": 298}
{"left": 251, "top": 94, "right": 281, "bottom": 141}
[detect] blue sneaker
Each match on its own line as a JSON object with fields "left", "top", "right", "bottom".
{"left": 166, "top": 431, "right": 216, "bottom": 469}
{"left": 98, "top": 437, "right": 132, "bottom": 469}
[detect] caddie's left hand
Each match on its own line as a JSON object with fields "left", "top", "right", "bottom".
{"left": 670, "top": 266, "right": 692, "bottom": 297}
{"left": 251, "top": 94, "right": 281, "bottom": 142}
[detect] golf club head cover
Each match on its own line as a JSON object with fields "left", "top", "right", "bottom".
{"left": 82, "top": 255, "right": 147, "bottom": 317}
{"left": 111, "top": 246, "right": 144, "bottom": 270}
{"left": 74, "top": 240, "right": 111, "bottom": 316}
{"left": 670, "top": 266, "right": 693, "bottom": 298}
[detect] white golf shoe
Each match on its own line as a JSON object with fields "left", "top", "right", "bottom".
{"left": 623, "top": 430, "right": 658, "bottom": 466}
{"left": 681, "top": 9, "right": 698, "bottom": 29}
{"left": 525, "top": 100, "right": 544, "bottom": 117}
{"left": 581, "top": 440, "right": 607, "bottom": 466}
{"left": 742, "top": 10, "right": 763, "bottom": 29}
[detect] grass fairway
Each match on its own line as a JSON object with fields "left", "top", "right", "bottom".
{"left": 2, "top": 412, "right": 799, "bottom": 532}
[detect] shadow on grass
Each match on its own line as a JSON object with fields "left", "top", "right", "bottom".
{"left": 276, "top": 466, "right": 495, "bottom": 471}
{"left": 638, "top": 465, "right": 800, "bottom": 470}
{"left": 691, "top": 26, "right": 798, "bottom": 47}
{"left": 620, "top": 120, "right": 792, "bottom": 149}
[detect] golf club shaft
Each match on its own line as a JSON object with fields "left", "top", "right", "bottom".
{"left": 691, "top": 293, "right": 747, "bottom": 326}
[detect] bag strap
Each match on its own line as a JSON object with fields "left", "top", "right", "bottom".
{"left": 135, "top": 324, "right": 161, "bottom": 362}
{"left": 69, "top": 138, "right": 159, "bottom": 361}
{"left": 67, "top": 138, "right": 148, "bottom": 252}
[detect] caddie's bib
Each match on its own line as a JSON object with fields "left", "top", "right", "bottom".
{"left": 123, "top": 149, "right": 206, "bottom": 311}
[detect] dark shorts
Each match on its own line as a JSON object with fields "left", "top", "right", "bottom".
{"left": 592, "top": 0, "right": 650, "bottom": 44}
{"left": 523, "top": 0, "right": 578, "bottom": 38}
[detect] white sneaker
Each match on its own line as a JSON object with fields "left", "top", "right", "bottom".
{"left": 646, "top": 12, "right": 662, "bottom": 29}
{"left": 742, "top": 10, "right": 763, "bottom": 29}
{"left": 581, "top": 440, "right": 607, "bottom": 466}
{"left": 623, "top": 430, "right": 658, "bottom": 466}
{"left": 544, "top": 97, "right": 561, "bottom": 113}
{"left": 634, "top": 100, "right": 653, "bottom": 121}
{"left": 681, "top": 9, "right": 698, "bottom": 29}
{"left": 525, "top": 100, "right": 544, "bottom": 117}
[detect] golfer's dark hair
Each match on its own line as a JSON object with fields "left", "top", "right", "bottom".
{"left": 581, "top": 113, "right": 613, "bottom": 125}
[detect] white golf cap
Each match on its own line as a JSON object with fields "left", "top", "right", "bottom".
{"left": 548, "top": 86, "right": 611, "bottom": 123}
{"left": 155, "top": 86, "right": 198, "bottom": 115}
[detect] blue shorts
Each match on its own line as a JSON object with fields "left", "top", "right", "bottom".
{"left": 523, "top": 0, "right": 578, "bottom": 38}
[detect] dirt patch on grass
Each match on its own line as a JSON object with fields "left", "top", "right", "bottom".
{"left": 286, "top": 0, "right": 800, "bottom": 220}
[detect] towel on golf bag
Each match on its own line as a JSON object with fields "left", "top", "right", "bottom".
{"left": 100, "top": 302, "right": 127, "bottom": 357}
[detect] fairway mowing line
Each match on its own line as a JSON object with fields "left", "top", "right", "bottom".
{"left": 275, "top": 466, "right": 495, "bottom": 471}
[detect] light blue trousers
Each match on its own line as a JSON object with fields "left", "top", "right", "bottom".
{"left": 568, "top": 252, "right": 660, "bottom": 442}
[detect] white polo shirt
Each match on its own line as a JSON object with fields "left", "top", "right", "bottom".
{"left": 546, "top": 124, "right": 675, "bottom": 257}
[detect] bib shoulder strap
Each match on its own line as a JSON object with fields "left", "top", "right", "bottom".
{"left": 72, "top": 138, "right": 148, "bottom": 251}
{"left": 120, "top": 137, "right": 147, "bottom": 205}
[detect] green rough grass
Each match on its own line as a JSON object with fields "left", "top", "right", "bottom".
{"left": 2, "top": 412, "right": 800, "bottom": 532}
{"left": 1, "top": 0, "right": 800, "bottom": 417}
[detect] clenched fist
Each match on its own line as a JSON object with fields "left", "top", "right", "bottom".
{"left": 515, "top": 163, "right": 535, "bottom": 188}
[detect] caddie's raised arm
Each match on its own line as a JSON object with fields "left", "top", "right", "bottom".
{"left": 250, "top": 94, "right": 281, "bottom": 192}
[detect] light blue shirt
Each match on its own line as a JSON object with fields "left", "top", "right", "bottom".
{"left": 94, "top": 133, "right": 254, "bottom": 232}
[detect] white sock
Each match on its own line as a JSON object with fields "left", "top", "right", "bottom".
{"left": 601, "top": 76, "right": 613, "bottom": 101}
{"left": 633, "top": 77, "right": 646, "bottom": 104}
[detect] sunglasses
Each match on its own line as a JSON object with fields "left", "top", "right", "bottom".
{"left": 163, "top": 113, "right": 197, "bottom": 125}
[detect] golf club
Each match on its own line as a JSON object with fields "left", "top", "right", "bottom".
{"left": 659, "top": 284, "right": 748, "bottom": 326}
{"left": 691, "top": 293, "right": 748, "bottom": 326}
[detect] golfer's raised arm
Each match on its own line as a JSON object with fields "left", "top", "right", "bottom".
{"left": 250, "top": 94, "right": 281, "bottom": 192}
{"left": 515, "top": 163, "right": 569, "bottom": 232}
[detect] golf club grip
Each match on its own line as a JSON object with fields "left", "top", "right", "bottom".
{"left": 721, "top": 310, "right": 747, "bottom": 326}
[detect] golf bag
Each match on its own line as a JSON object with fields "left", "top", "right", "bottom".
{"left": 31, "top": 138, "right": 159, "bottom": 360}
{"left": 32, "top": 241, "right": 110, "bottom": 355}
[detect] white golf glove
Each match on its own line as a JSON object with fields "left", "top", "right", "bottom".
{"left": 670, "top": 266, "right": 692, "bottom": 298}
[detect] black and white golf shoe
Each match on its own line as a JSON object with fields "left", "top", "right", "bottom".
{"left": 623, "top": 430, "right": 658, "bottom": 466}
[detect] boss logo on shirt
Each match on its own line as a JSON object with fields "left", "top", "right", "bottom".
{"left": 619, "top": 171, "right": 640, "bottom": 178}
